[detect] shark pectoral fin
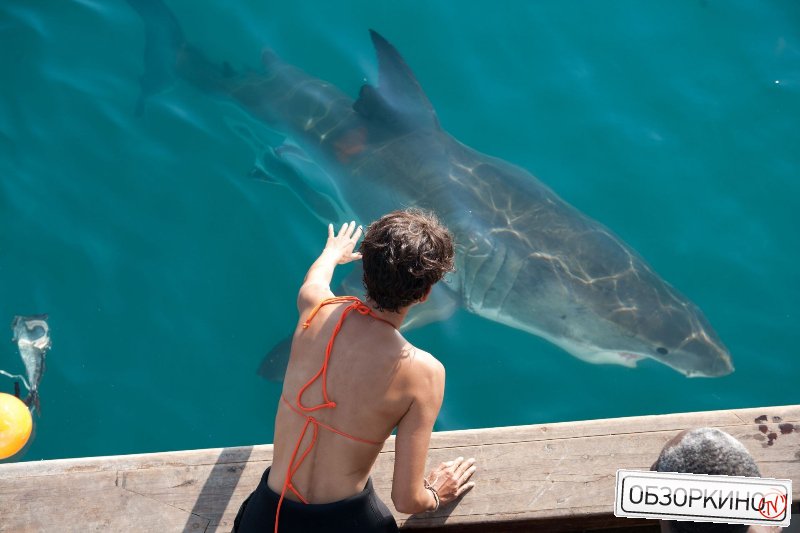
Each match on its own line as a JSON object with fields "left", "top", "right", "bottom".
{"left": 250, "top": 147, "right": 301, "bottom": 187}
{"left": 255, "top": 143, "right": 346, "bottom": 224}
{"left": 274, "top": 143, "right": 312, "bottom": 162}
{"left": 249, "top": 167, "right": 279, "bottom": 184}
{"left": 256, "top": 274, "right": 457, "bottom": 382}
{"left": 257, "top": 268, "right": 365, "bottom": 383}
{"left": 228, "top": 116, "right": 347, "bottom": 223}
{"left": 400, "top": 284, "right": 460, "bottom": 332}
{"left": 226, "top": 117, "right": 287, "bottom": 157}
{"left": 337, "top": 265, "right": 458, "bottom": 332}
{"left": 257, "top": 335, "right": 293, "bottom": 382}
{"left": 353, "top": 31, "right": 439, "bottom": 133}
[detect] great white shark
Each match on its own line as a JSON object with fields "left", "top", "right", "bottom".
{"left": 128, "top": 0, "right": 733, "bottom": 379}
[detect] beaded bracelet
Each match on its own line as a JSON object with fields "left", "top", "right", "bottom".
{"left": 423, "top": 478, "right": 440, "bottom": 512}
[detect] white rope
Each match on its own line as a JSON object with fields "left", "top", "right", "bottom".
{"left": 0, "top": 369, "right": 31, "bottom": 391}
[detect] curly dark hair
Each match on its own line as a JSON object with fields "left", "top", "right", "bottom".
{"left": 360, "top": 209, "right": 455, "bottom": 312}
{"left": 653, "top": 428, "right": 760, "bottom": 533}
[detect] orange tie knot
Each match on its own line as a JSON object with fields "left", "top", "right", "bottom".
{"left": 355, "top": 304, "right": 371, "bottom": 315}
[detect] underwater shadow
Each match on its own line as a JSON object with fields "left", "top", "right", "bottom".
{"left": 182, "top": 446, "right": 253, "bottom": 533}
{"left": 402, "top": 496, "right": 464, "bottom": 530}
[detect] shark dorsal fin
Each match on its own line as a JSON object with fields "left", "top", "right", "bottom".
{"left": 353, "top": 30, "right": 439, "bottom": 132}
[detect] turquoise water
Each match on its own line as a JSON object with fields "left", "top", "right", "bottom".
{"left": 1, "top": 0, "right": 798, "bottom": 461}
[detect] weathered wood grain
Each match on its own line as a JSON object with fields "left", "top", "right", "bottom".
{"left": 0, "top": 405, "right": 797, "bottom": 532}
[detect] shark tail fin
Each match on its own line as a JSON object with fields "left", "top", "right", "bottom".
{"left": 125, "top": 0, "right": 186, "bottom": 116}
{"left": 353, "top": 30, "right": 439, "bottom": 133}
{"left": 127, "top": 0, "right": 244, "bottom": 114}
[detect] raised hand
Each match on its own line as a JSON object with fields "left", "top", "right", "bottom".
{"left": 323, "top": 221, "right": 363, "bottom": 265}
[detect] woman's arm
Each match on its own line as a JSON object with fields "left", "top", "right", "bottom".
{"left": 297, "top": 221, "right": 363, "bottom": 313}
{"left": 391, "top": 355, "right": 476, "bottom": 514}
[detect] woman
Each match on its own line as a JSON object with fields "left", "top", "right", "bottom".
{"left": 234, "top": 209, "right": 477, "bottom": 532}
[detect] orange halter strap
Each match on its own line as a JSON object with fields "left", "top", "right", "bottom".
{"left": 274, "top": 296, "right": 393, "bottom": 533}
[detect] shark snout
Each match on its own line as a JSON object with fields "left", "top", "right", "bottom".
{"left": 687, "top": 352, "right": 734, "bottom": 378}
{"left": 660, "top": 336, "right": 734, "bottom": 378}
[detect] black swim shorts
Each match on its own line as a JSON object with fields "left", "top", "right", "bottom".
{"left": 233, "top": 467, "right": 399, "bottom": 532}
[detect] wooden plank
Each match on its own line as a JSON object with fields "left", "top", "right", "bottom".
{"left": 0, "top": 469, "right": 208, "bottom": 532}
{"left": 0, "top": 405, "right": 797, "bottom": 532}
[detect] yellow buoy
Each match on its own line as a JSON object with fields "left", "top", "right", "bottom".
{"left": 0, "top": 392, "right": 32, "bottom": 460}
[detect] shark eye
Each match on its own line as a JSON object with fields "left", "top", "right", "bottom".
{"left": 656, "top": 347, "right": 669, "bottom": 355}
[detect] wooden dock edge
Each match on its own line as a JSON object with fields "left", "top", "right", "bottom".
{"left": 0, "top": 405, "right": 797, "bottom": 532}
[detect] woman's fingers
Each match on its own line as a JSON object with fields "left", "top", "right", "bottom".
{"left": 455, "top": 481, "right": 476, "bottom": 497}
{"left": 426, "top": 456, "right": 477, "bottom": 506}
{"left": 334, "top": 221, "right": 361, "bottom": 240}
{"left": 458, "top": 464, "right": 477, "bottom": 485}
{"left": 454, "top": 457, "right": 475, "bottom": 477}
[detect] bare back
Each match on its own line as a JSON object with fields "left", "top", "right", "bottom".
{"left": 267, "top": 300, "right": 429, "bottom": 503}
